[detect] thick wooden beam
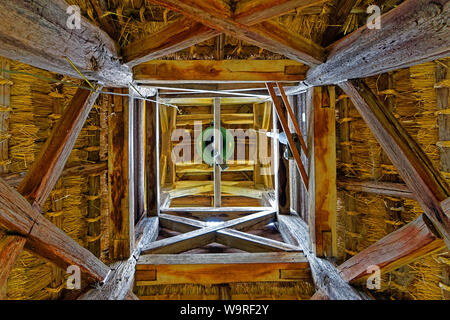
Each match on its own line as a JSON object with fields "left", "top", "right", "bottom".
{"left": 306, "top": 0, "right": 450, "bottom": 86}
{"left": 338, "top": 214, "right": 445, "bottom": 283}
{"left": 134, "top": 60, "right": 307, "bottom": 84}
{"left": 0, "top": 0, "right": 130, "bottom": 86}
{"left": 337, "top": 179, "right": 414, "bottom": 199}
{"left": 0, "top": 177, "right": 110, "bottom": 282}
{"left": 17, "top": 88, "right": 101, "bottom": 209}
{"left": 0, "top": 235, "right": 26, "bottom": 298}
{"left": 142, "top": 210, "right": 275, "bottom": 254}
{"left": 340, "top": 80, "right": 450, "bottom": 247}
{"left": 278, "top": 215, "right": 366, "bottom": 300}
{"left": 123, "top": 0, "right": 325, "bottom": 66}
{"left": 146, "top": 99, "right": 158, "bottom": 216}
{"left": 136, "top": 252, "right": 310, "bottom": 285}
{"left": 146, "top": 0, "right": 325, "bottom": 67}
{"left": 307, "top": 86, "right": 337, "bottom": 257}
{"left": 79, "top": 217, "right": 159, "bottom": 300}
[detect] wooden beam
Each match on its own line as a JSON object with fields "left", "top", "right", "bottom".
{"left": 0, "top": 177, "right": 110, "bottom": 282}
{"left": 18, "top": 88, "right": 101, "bottom": 209}
{"left": 146, "top": 0, "right": 325, "bottom": 67}
{"left": 0, "top": 235, "right": 26, "bottom": 298}
{"left": 340, "top": 80, "right": 450, "bottom": 247}
{"left": 108, "top": 89, "right": 133, "bottom": 260}
{"left": 136, "top": 252, "right": 310, "bottom": 285}
{"left": 320, "top": 0, "right": 358, "bottom": 46}
{"left": 337, "top": 179, "right": 414, "bottom": 199}
{"left": 267, "top": 83, "right": 308, "bottom": 189}
{"left": 306, "top": 0, "right": 450, "bottom": 86}
{"left": 176, "top": 113, "right": 254, "bottom": 126}
{"left": 142, "top": 210, "right": 275, "bottom": 254}
{"left": 278, "top": 215, "right": 366, "bottom": 300}
{"left": 0, "top": 0, "right": 130, "bottom": 86}
{"left": 134, "top": 60, "right": 307, "bottom": 84}
{"left": 146, "top": 99, "right": 158, "bottom": 216}
{"left": 159, "top": 213, "right": 302, "bottom": 252}
{"left": 307, "top": 86, "right": 337, "bottom": 257}
{"left": 175, "top": 162, "right": 254, "bottom": 173}
{"left": 123, "top": 0, "right": 325, "bottom": 66}
{"left": 79, "top": 217, "right": 159, "bottom": 300}
{"left": 338, "top": 214, "right": 445, "bottom": 283}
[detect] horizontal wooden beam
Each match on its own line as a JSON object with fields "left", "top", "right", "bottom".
{"left": 176, "top": 113, "right": 255, "bottom": 126}
{"left": 79, "top": 217, "right": 159, "bottom": 300}
{"left": 18, "top": 88, "right": 102, "bottom": 209}
{"left": 340, "top": 80, "right": 450, "bottom": 247}
{"left": 338, "top": 214, "right": 445, "bottom": 283}
{"left": 123, "top": 0, "right": 325, "bottom": 66}
{"left": 0, "top": 0, "right": 130, "bottom": 86}
{"left": 134, "top": 60, "right": 307, "bottom": 83}
{"left": 136, "top": 252, "right": 310, "bottom": 285}
{"left": 147, "top": 0, "right": 325, "bottom": 66}
{"left": 0, "top": 177, "right": 110, "bottom": 282}
{"left": 306, "top": 0, "right": 450, "bottom": 86}
{"left": 176, "top": 162, "right": 254, "bottom": 173}
{"left": 337, "top": 179, "right": 414, "bottom": 199}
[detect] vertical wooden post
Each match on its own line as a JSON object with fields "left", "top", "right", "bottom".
{"left": 214, "top": 97, "right": 221, "bottom": 207}
{"left": 108, "top": 89, "right": 132, "bottom": 260}
{"left": 308, "top": 86, "right": 337, "bottom": 257}
{"left": 146, "top": 98, "right": 158, "bottom": 216}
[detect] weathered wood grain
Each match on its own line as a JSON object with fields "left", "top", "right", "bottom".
{"left": 340, "top": 80, "right": 450, "bottom": 247}
{"left": 18, "top": 88, "right": 101, "bottom": 209}
{"left": 337, "top": 179, "right": 414, "bottom": 199}
{"left": 307, "top": 0, "right": 450, "bottom": 86}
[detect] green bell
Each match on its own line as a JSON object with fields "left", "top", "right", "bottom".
{"left": 196, "top": 122, "right": 235, "bottom": 166}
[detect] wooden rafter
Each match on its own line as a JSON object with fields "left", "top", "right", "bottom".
{"left": 159, "top": 213, "right": 302, "bottom": 252}
{"left": 134, "top": 60, "right": 307, "bottom": 84}
{"left": 124, "top": 0, "right": 326, "bottom": 66}
{"left": 306, "top": 0, "right": 450, "bottom": 86}
{"left": 145, "top": 0, "right": 325, "bottom": 67}
{"left": 0, "top": 0, "right": 130, "bottom": 86}
{"left": 267, "top": 82, "right": 309, "bottom": 189}
{"left": 18, "top": 87, "right": 102, "bottom": 210}
{"left": 142, "top": 210, "right": 276, "bottom": 254}
{"left": 340, "top": 80, "right": 450, "bottom": 247}
{"left": 0, "top": 177, "right": 110, "bottom": 282}
{"left": 337, "top": 179, "right": 414, "bottom": 199}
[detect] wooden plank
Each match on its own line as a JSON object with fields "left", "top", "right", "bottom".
{"left": 136, "top": 252, "right": 310, "bottom": 285}
{"left": 17, "top": 88, "right": 101, "bottom": 209}
{"left": 144, "top": 0, "right": 325, "bottom": 67}
{"left": 79, "top": 217, "right": 159, "bottom": 300}
{"left": 134, "top": 60, "right": 307, "bottom": 83}
{"left": 0, "top": 0, "right": 130, "bottom": 86}
{"left": 337, "top": 179, "right": 414, "bottom": 199}
{"left": 338, "top": 215, "right": 445, "bottom": 283}
{"left": 134, "top": 99, "right": 146, "bottom": 222}
{"left": 340, "top": 80, "right": 450, "bottom": 247}
{"left": 307, "top": 86, "right": 337, "bottom": 257}
{"left": 0, "top": 235, "right": 26, "bottom": 298}
{"left": 214, "top": 97, "right": 222, "bottom": 207}
{"left": 176, "top": 162, "right": 254, "bottom": 173}
{"left": 108, "top": 89, "right": 132, "bottom": 260}
{"left": 278, "top": 215, "right": 366, "bottom": 300}
{"left": 123, "top": 0, "right": 324, "bottom": 66}
{"left": 307, "top": 0, "right": 450, "bottom": 86}
{"left": 267, "top": 83, "right": 308, "bottom": 189}
{"left": 0, "top": 177, "right": 110, "bottom": 282}
{"left": 142, "top": 210, "right": 275, "bottom": 254}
